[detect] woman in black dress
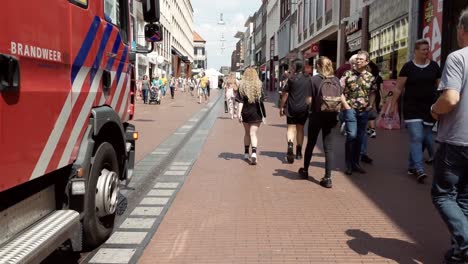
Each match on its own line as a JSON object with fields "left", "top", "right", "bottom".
{"left": 236, "top": 68, "right": 266, "bottom": 165}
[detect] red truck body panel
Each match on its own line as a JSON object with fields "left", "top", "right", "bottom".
{"left": 0, "top": 1, "right": 132, "bottom": 192}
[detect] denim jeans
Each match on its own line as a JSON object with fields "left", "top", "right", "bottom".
{"left": 142, "top": 89, "right": 148, "bottom": 103}
{"left": 432, "top": 143, "right": 468, "bottom": 252}
{"left": 343, "top": 109, "right": 368, "bottom": 169}
{"left": 361, "top": 133, "right": 368, "bottom": 156}
{"left": 406, "top": 121, "right": 434, "bottom": 172}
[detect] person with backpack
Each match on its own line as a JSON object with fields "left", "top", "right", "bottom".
{"left": 340, "top": 51, "right": 377, "bottom": 176}
{"left": 280, "top": 61, "right": 309, "bottom": 163}
{"left": 298, "top": 56, "right": 343, "bottom": 188}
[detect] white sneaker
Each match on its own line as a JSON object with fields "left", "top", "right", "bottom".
{"left": 244, "top": 153, "right": 250, "bottom": 161}
{"left": 251, "top": 153, "right": 257, "bottom": 165}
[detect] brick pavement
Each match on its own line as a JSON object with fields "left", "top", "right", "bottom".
{"left": 132, "top": 89, "right": 213, "bottom": 162}
{"left": 138, "top": 94, "right": 449, "bottom": 264}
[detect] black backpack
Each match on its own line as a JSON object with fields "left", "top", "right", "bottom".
{"left": 318, "top": 77, "right": 342, "bottom": 113}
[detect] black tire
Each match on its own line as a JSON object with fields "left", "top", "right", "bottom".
{"left": 82, "top": 142, "right": 119, "bottom": 250}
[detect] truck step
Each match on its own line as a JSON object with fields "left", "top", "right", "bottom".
{"left": 0, "top": 210, "right": 80, "bottom": 264}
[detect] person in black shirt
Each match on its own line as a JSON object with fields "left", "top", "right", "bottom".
{"left": 298, "top": 56, "right": 343, "bottom": 188}
{"left": 393, "top": 39, "right": 441, "bottom": 183}
{"left": 280, "top": 60, "right": 310, "bottom": 163}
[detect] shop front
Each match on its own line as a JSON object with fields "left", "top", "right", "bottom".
{"left": 368, "top": 0, "right": 409, "bottom": 81}
{"left": 136, "top": 54, "right": 149, "bottom": 80}
{"left": 421, "top": 0, "right": 467, "bottom": 66}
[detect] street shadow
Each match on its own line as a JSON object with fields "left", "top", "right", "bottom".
{"left": 317, "top": 129, "right": 449, "bottom": 260}
{"left": 218, "top": 152, "right": 250, "bottom": 164}
{"left": 217, "top": 117, "right": 233, "bottom": 120}
{"left": 272, "top": 169, "right": 303, "bottom": 180}
{"left": 346, "top": 229, "right": 425, "bottom": 264}
{"left": 260, "top": 151, "right": 288, "bottom": 164}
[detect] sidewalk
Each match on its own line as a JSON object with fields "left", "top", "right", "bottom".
{"left": 132, "top": 89, "right": 212, "bottom": 162}
{"left": 138, "top": 94, "right": 448, "bottom": 264}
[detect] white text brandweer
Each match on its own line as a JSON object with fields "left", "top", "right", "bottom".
{"left": 10, "top": 41, "right": 62, "bottom": 62}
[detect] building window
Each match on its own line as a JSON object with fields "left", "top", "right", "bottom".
{"left": 325, "top": 0, "right": 332, "bottom": 24}
{"left": 104, "top": 0, "right": 129, "bottom": 43}
{"left": 316, "top": 0, "right": 323, "bottom": 19}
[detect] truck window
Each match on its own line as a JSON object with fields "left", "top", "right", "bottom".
{"left": 104, "top": 0, "right": 129, "bottom": 43}
{"left": 70, "top": 0, "right": 88, "bottom": 8}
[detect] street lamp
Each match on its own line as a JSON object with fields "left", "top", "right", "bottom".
{"left": 218, "top": 13, "right": 225, "bottom": 25}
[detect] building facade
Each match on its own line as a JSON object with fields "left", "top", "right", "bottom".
{"left": 170, "top": 0, "right": 194, "bottom": 78}
{"left": 193, "top": 31, "right": 207, "bottom": 75}
{"left": 266, "top": 0, "right": 281, "bottom": 90}
{"left": 131, "top": 0, "right": 194, "bottom": 80}
{"left": 243, "top": 16, "right": 255, "bottom": 70}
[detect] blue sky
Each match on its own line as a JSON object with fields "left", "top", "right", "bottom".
{"left": 192, "top": 0, "right": 262, "bottom": 70}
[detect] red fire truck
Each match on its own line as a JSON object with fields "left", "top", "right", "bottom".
{"left": 0, "top": 0, "right": 161, "bottom": 262}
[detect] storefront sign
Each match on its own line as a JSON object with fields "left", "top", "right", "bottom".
{"left": 422, "top": 0, "right": 443, "bottom": 65}
{"left": 346, "top": 17, "right": 361, "bottom": 35}
{"left": 347, "top": 30, "right": 362, "bottom": 52}
{"left": 310, "top": 43, "right": 319, "bottom": 55}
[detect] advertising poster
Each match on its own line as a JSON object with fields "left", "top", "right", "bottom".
{"left": 422, "top": 0, "right": 443, "bottom": 65}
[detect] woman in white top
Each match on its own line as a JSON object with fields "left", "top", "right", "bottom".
{"left": 224, "top": 73, "right": 238, "bottom": 119}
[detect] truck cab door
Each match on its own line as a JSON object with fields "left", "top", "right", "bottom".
{"left": 0, "top": 0, "right": 71, "bottom": 191}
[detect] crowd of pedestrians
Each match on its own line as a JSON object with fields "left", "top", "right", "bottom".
{"left": 137, "top": 72, "right": 213, "bottom": 105}
{"left": 227, "top": 9, "right": 468, "bottom": 263}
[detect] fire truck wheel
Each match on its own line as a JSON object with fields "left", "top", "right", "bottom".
{"left": 83, "top": 142, "right": 119, "bottom": 250}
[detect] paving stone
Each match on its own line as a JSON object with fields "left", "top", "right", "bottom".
{"left": 154, "top": 182, "right": 179, "bottom": 188}
{"left": 131, "top": 206, "right": 163, "bottom": 216}
{"left": 120, "top": 218, "right": 157, "bottom": 229}
{"left": 164, "top": 170, "right": 186, "bottom": 176}
{"left": 147, "top": 189, "right": 176, "bottom": 196}
{"left": 106, "top": 231, "right": 147, "bottom": 245}
{"left": 169, "top": 165, "right": 189, "bottom": 171}
{"left": 140, "top": 197, "right": 170, "bottom": 205}
{"left": 89, "top": 248, "right": 136, "bottom": 263}
{"left": 172, "top": 162, "right": 191, "bottom": 166}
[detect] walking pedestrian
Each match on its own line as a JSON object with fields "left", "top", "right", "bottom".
{"left": 169, "top": 76, "right": 176, "bottom": 99}
{"left": 339, "top": 54, "right": 359, "bottom": 135}
{"left": 225, "top": 73, "right": 238, "bottom": 119}
{"left": 199, "top": 72, "right": 209, "bottom": 104}
{"left": 431, "top": 9, "right": 468, "bottom": 263}
{"left": 359, "top": 61, "right": 382, "bottom": 165}
{"left": 298, "top": 56, "right": 343, "bottom": 188}
{"left": 280, "top": 60, "right": 309, "bottom": 163}
{"left": 393, "top": 38, "right": 442, "bottom": 182}
{"left": 141, "top": 75, "right": 150, "bottom": 104}
{"left": 188, "top": 76, "right": 196, "bottom": 97}
{"left": 236, "top": 68, "right": 266, "bottom": 165}
{"left": 340, "top": 51, "right": 377, "bottom": 175}
{"left": 278, "top": 71, "right": 289, "bottom": 108}
{"left": 160, "top": 74, "right": 168, "bottom": 97}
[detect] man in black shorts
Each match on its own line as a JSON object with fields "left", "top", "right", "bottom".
{"left": 280, "top": 60, "right": 310, "bottom": 163}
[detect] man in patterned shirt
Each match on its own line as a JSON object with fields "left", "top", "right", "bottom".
{"left": 340, "top": 51, "right": 377, "bottom": 175}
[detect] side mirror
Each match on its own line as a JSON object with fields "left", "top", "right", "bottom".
{"left": 145, "top": 23, "right": 163, "bottom": 42}
{"left": 142, "top": 0, "right": 160, "bottom": 23}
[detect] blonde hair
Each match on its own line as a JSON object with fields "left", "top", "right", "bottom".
{"left": 239, "top": 68, "right": 262, "bottom": 104}
{"left": 225, "top": 73, "right": 237, "bottom": 89}
{"left": 316, "top": 56, "right": 334, "bottom": 77}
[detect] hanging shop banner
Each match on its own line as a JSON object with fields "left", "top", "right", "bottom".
{"left": 422, "top": 0, "right": 443, "bottom": 65}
